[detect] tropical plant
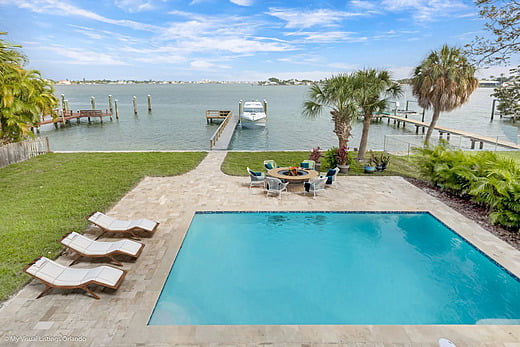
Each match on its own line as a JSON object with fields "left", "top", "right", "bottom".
{"left": 351, "top": 69, "right": 402, "bottom": 160}
{"left": 411, "top": 45, "right": 479, "bottom": 146}
{"left": 303, "top": 74, "right": 357, "bottom": 150}
{"left": 309, "top": 146, "right": 323, "bottom": 163}
{"left": 336, "top": 145, "right": 349, "bottom": 166}
{"left": 322, "top": 147, "right": 339, "bottom": 169}
{"left": 414, "top": 143, "right": 520, "bottom": 231}
{"left": 0, "top": 33, "right": 57, "bottom": 143}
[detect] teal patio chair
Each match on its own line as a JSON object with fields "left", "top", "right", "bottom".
{"left": 264, "top": 160, "right": 280, "bottom": 171}
{"left": 247, "top": 167, "right": 265, "bottom": 190}
{"left": 300, "top": 159, "right": 315, "bottom": 170}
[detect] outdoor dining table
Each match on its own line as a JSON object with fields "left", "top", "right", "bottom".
{"left": 267, "top": 167, "right": 319, "bottom": 192}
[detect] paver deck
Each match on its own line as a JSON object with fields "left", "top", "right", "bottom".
{"left": 1, "top": 151, "right": 519, "bottom": 346}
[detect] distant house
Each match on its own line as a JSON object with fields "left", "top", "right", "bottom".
{"left": 478, "top": 80, "right": 501, "bottom": 88}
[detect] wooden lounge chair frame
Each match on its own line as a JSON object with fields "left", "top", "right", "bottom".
{"left": 87, "top": 211, "right": 160, "bottom": 240}
{"left": 23, "top": 257, "right": 127, "bottom": 299}
{"left": 60, "top": 232, "right": 145, "bottom": 266}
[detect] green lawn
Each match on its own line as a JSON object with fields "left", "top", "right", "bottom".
{"left": 222, "top": 151, "right": 422, "bottom": 179}
{"left": 0, "top": 152, "right": 206, "bottom": 301}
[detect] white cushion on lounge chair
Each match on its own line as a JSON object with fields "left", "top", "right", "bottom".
{"left": 61, "top": 232, "right": 143, "bottom": 257}
{"left": 25, "top": 257, "right": 124, "bottom": 287}
{"left": 88, "top": 212, "right": 158, "bottom": 233}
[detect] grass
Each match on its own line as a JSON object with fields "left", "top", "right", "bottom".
{"left": 222, "top": 151, "right": 422, "bottom": 179}
{"left": 0, "top": 151, "right": 206, "bottom": 301}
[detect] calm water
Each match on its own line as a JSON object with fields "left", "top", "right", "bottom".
{"left": 42, "top": 84, "right": 520, "bottom": 151}
{"left": 148, "top": 212, "right": 520, "bottom": 325}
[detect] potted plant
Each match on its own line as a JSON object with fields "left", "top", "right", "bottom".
{"left": 336, "top": 146, "right": 349, "bottom": 173}
{"left": 309, "top": 146, "right": 322, "bottom": 171}
{"left": 379, "top": 152, "right": 390, "bottom": 171}
{"left": 364, "top": 151, "right": 377, "bottom": 174}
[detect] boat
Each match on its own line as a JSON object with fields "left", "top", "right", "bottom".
{"left": 239, "top": 100, "right": 267, "bottom": 127}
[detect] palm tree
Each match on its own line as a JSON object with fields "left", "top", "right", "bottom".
{"left": 303, "top": 74, "right": 357, "bottom": 150}
{"left": 411, "top": 45, "right": 479, "bottom": 145}
{"left": 353, "top": 69, "right": 401, "bottom": 160}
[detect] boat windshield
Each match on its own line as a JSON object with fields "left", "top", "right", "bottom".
{"left": 244, "top": 107, "right": 264, "bottom": 113}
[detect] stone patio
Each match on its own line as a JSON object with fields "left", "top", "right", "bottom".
{"left": 1, "top": 151, "right": 519, "bottom": 346}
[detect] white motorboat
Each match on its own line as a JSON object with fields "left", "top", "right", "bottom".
{"left": 239, "top": 100, "right": 267, "bottom": 127}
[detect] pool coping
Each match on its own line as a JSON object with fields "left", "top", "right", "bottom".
{"left": 123, "top": 206, "right": 520, "bottom": 345}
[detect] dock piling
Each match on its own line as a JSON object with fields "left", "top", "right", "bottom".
{"left": 108, "top": 95, "right": 114, "bottom": 115}
{"left": 90, "top": 96, "right": 96, "bottom": 110}
{"left": 147, "top": 95, "right": 152, "bottom": 112}
{"left": 114, "top": 99, "right": 119, "bottom": 119}
{"left": 133, "top": 96, "right": 138, "bottom": 115}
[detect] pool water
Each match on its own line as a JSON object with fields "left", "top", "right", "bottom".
{"left": 148, "top": 212, "right": 520, "bottom": 325}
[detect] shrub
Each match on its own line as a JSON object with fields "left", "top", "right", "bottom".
{"left": 414, "top": 143, "right": 520, "bottom": 231}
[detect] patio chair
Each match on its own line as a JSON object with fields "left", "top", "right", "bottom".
{"left": 87, "top": 212, "right": 159, "bottom": 240}
{"left": 265, "top": 177, "right": 288, "bottom": 199}
{"left": 263, "top": 160, "right": 279, "bottom": 171}
{"left": 304, "top": 176, "right": 328, "bottom": 198}
{"left": 247, "top": 167, "right": 265, "bottom": 190}
{"left": 300, "top": 159, "right": 315, "bottom": 170}
{"left": 320, "top": 167, "right": 340, "bottom": 185}
{"left": 60, "top": 231, "right": 145, "bottom": 266}
{"left": 23, "top": 256, "right": 127, "bottom": 299}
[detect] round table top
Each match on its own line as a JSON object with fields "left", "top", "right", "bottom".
{"left": 267, "top": 167, "right": 319, "bottom": 182}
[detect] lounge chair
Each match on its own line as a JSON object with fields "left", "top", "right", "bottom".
{"left": 263, "top": 160, "right": 279, "bottom": 171}
{"left": 60, "top": 232, "right": 144, "bottom": 266}
{"left": 321, "top": 167, "right": 340, "bottom": 185}
{"left": 300, "top": 159, "right": 316, "bottom": 170}
{"left": 247, "top": 167, "right": 265, "bottom": 190}
{"left": 87, "top": 212, "right": 159, "bottom": 240}
{"left": 23, "top": 256, "right": 127, "bottom": 299}
{"left": 304, "top": 176, "right": 328, "bottom": 198}
{"left": 265, "top": 177, "right": 288, "bottom": 199}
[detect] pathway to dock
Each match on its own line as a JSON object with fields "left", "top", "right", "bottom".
{"left": 209, "top": 111, "right": 240, "bottom": 150}
{"left": 382, "top": 114, "right": 520, "bottom": 150}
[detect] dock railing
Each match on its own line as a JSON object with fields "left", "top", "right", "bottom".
{"left": 0, "top": 137, "right": 50, "bottom": 168}
{"left": 209, "top": 111, "right": 233, "bottom": 149}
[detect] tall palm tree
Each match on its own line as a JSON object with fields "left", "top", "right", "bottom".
{"left": 353, "top": 69, "right": 401, "bottom": 160}
{"left": 303, "top": 74, "right": 357, "bottom": 150}
{"left": 411, "top": 44, "right": 479, "bottom": 145}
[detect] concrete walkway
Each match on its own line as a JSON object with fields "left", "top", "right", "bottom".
{"left": 1, "top": 151, "right": 519, "bottom": 346}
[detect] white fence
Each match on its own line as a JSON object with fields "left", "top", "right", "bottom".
{"left": 0, "top": 137, "right": 50, "bottom": 168}
{"left": 383, "top": 134, "right": 520, "bottom": 155}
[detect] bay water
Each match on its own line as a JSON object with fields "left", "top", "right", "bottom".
{"left": 43, "top": 84, "right": 519, "bottom": 152}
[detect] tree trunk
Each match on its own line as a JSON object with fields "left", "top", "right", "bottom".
{"left": 357, "top": 113, "right": 372, "bottom": 160}
{"left": 332, "top": 111, "right": 352, "bottom": 149}
{"left": 424, "top": 107, "right": 441, "bottom": 145}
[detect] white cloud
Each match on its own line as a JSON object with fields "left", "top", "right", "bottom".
{"left": 4, "top": 0, "right": 160, "bottom": 31}
{"left": 37, "top": 46, "right": 130, "bottom": 65}
{"left": 190, "top": 60, "right": 231, "bottom": 70}
{"left": 267, "top": 8, "right": 363, "bottom": 29}
{"left": 380, "top": 0, "right": 469, "bottom": 22}
{"left": 114, "top": 0, "right": 155, "bottom": 13}
{"left": 286, "top": 31, "right": 367, "bottom": 43}
{"left": 349, "top": 0, "right": 377, "bottom": 10}
{"left": 229, "top": 0, "right": 253, "bottom": 6}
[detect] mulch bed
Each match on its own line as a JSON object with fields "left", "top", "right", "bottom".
{"left": 405, "top": 177, "right": 520, "bottom": 251}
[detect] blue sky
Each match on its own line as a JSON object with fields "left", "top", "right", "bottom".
{"left": 0, "top": 0, "right": 511, "bottom": 81}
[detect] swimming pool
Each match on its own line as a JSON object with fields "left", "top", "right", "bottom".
{"left": 148, "top": 211, "right": 520, "bottom": 325}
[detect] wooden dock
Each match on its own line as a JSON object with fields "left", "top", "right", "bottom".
{"left": 380, "top": 114, "right": 520, "bottom": 150}
{"left": 208, "top": 110, "right": 239, "bottom": 150}
{"left": 38, "top": 110, "right": 112, "bottom": 129}
{"left": 206, "top": 110, "right": 232, "bottom": 124}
